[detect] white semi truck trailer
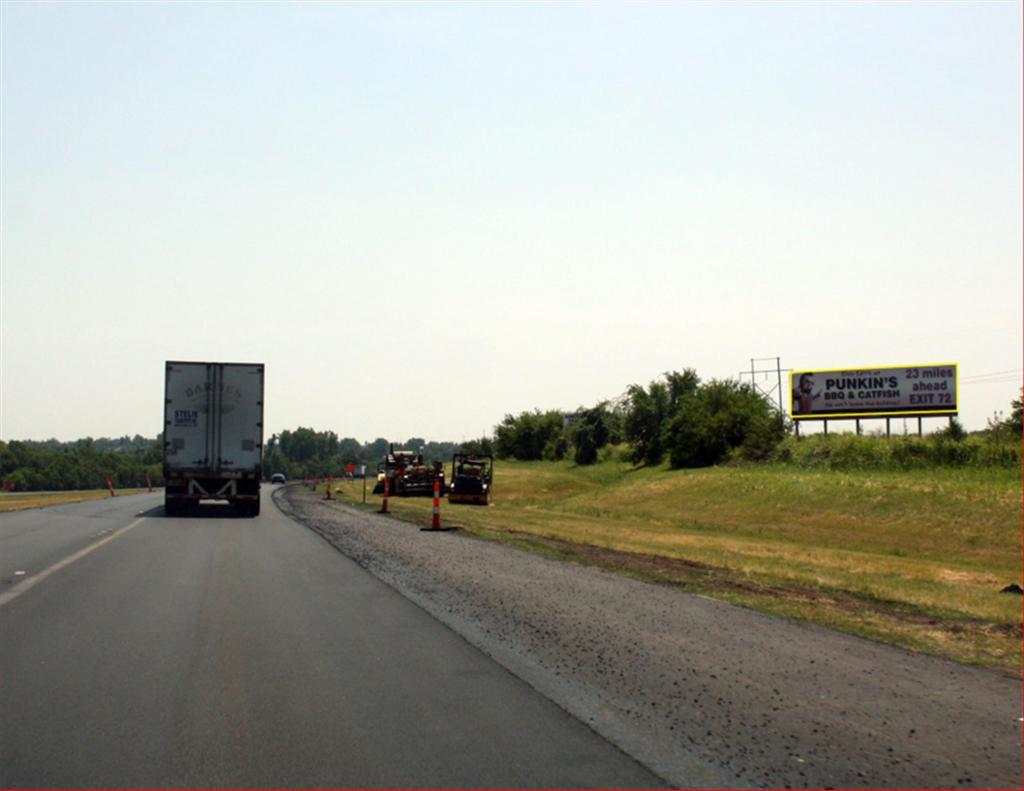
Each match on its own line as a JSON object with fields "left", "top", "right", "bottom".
{"left": 163, "top": 361, "right": 265, "bottom": 517}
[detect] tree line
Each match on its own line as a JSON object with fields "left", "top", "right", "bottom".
{"left": 493, "top": 369, "right": 785, "bottom": 468}
{"left": 492, "top": 371, "right": 1022, "bottom": 469}
{"left": 261, "top": 430, "right": 484, "bottom": 480}
{"left": 0, "top": 432, "right": 484, "bottom": 492}
{"left": 0, "top": 435, "right": 163, "bottom": 491}
{"left": 2, "top": 382, "right": 1018, "bottom": 491}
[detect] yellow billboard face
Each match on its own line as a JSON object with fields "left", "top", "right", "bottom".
{"left": 790, "top": 364, "right": 958, "bottom": 419}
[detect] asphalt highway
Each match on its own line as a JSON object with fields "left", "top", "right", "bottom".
{"left": 0, "top": 489, "right": 664, "bottom": 788}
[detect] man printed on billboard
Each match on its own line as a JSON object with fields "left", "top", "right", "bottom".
{"left": 793, "top": 373, "right": 821, "bottom": 415}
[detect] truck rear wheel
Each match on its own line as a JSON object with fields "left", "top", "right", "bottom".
{"left": 236, "top": 500, "right": 259, "bottom": 518}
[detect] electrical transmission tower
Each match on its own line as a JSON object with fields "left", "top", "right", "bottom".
{"left": 738, "top": 357, "right": 793, "bottom": 417}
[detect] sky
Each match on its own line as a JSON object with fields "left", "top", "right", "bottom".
{"left": 1, "top": 1, "right": 1021, "bottom": 443}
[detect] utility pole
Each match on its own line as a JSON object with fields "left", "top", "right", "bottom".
{"left": 739, "top": 356, "right": 793, "bottom": 417}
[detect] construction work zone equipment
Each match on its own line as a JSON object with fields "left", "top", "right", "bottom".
{"left": 447, "top": 454, "right": 493, "bottom": 505}
{"left": 372, "top": 445, "right": 447, "bottom": 497}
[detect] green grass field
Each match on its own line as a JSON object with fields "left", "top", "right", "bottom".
{"left": 322, "top": 458, "right": 1022, "bottom": 672}
{"left": 0, "top": 488, "right": 154, "bottom": 513}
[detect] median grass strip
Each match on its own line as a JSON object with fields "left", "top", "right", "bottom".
{"left": 319, "top": 460, "right": 1022, "bottom": 672}
{"left": 0, "top": 489, "right": 153, "bottom": 513}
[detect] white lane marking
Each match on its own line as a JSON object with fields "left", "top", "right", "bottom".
{"left": 0, "top": 517, "right": 146, "bottom": 608}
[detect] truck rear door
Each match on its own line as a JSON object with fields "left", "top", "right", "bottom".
{"left": 164, "top": 362, "right": 264, "bottom": 474}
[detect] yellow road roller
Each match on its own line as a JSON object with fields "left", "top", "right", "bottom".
{"left": 447, "top": 454, "right": 493, "bottom": 505}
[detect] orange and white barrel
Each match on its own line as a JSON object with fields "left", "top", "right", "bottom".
{"left": 431, "top": 476, "right": 441, "bottom": 530}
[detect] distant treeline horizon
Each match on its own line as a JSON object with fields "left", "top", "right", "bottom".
{"left": 0, "top": 435, "right": 163, "bottom": 492}
{"left": 0, "top": 432, "right": 490, "bottom": 492}
{"left": 1, "top": 372, "right": 1019, "bottom": 491}
{"left": 262, "top": 430, "right": 492, "bottom": 481}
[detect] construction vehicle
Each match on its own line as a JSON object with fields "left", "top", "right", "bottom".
{"left": 447, "top": 453, "right": 493, "bottom": 505}
{"left": 372, "top": 445, "right": 446, "bottom": 497}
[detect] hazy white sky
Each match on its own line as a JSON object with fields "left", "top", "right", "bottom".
{"left": 2, "top": 1, "right": 1021, "bottom": 442}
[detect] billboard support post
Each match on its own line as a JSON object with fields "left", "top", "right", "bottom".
{"left": 796, "top": 413, "right": 957, "bottom": 438}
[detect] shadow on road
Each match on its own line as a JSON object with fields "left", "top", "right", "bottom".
{"left": 160, "top": 503, "right": 256, "bottom": 519}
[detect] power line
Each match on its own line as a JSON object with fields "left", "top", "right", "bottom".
{"left": 962, "top": 377, "right": 1021, "bottom": 386}
{"left": 960, "top": 368, "right": 1022, "bottom": 382}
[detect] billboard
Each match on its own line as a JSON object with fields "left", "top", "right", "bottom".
{"left": 790, "top": 363, "right": 957, "bottom": 419}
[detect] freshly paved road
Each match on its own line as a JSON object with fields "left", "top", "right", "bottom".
{"left": 0, "top": 489, "right": 664, "bottom": 789}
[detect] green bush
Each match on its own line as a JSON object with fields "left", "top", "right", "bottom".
{"left": 597, "top": 443, "right": 631, "bottom": 463}
{"left": 666, "top": 396, "right": 727, "bottom": 468}
{"left": 740, "top": 411, "right": 789, "bottom": 461}
{"left": 930, "top": 436, "right": 975, "bottom": 466}
{"left": 666, "top": 380, "right": 785, "bottom": 468}
{"left": 830, "top": 434, "right": 892, "bottom": 468}
{"left": 772, "top": 432, "right": 1019, "bottom": 470}
{"left": 494, "top": 410, "right": 565, "bottom": 461}
{"left": 889, "top": 437, "right": 931, "bottom": 468}
{"left": 568, "top": 404, "right": 613, "bottom": 466}
{"left": 976, "top": 438, "right": 1021, "bottom": 467}
{"left": 542, "top": 434, "right": 569, "bottom": 461}
{"left": 623, "top": 369, "right": 700, "bottom": 466}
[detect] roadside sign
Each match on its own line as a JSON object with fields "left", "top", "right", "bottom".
{"left": 791, "top": 363, "right": 957, "bottom": 419}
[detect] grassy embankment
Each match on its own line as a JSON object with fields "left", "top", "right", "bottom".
{"left": 322, "top": 459, "right": 1022, "bottom": 672}
{"left": 0, "top": 489, "right": 154, "bottom": 513}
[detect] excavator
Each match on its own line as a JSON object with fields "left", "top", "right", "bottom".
{"left": 447, "top": 453, "right": 493, "bottom": 505}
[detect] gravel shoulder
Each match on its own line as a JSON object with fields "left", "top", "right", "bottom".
{"left": 276, "top": 485, "right": 1022, "bottom": 789}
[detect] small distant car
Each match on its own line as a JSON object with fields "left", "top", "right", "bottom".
{"left": 271, "top": 473, "right": 286, "bottom": 484}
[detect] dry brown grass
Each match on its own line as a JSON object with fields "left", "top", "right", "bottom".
{"left": 0, "top": 489, "right": 152, "bottom": 513}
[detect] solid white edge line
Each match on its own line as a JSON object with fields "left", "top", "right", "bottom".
{"left": 0, "top": 516, "right": 147, "bottom": 608}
